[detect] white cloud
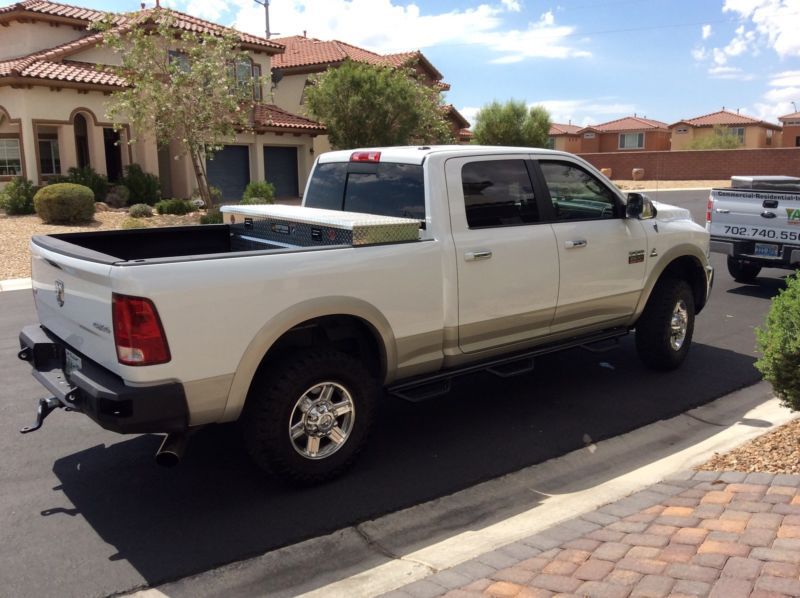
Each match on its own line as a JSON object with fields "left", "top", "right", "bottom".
{"left": 692, "top": 46, "right": 708, "bottom": 61}
{"left": 750, "top": 69, "right": 800, "bottom": 122}
{"left": 708, "top": 65, "right": 755, "bottom": 80}
{"left": 223, "top": 0, "right": 590, "bottom": 62}
{"left": 501, "top": 0, "right": 522, "bottom": 12}
{"left": 723, "top": 0, "right": 800, "bottom": 58}
{"left": 702, "top": 24, "right": 712, "bottom": 39}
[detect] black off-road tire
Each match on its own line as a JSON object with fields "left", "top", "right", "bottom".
{"left": 635, "top": 278, "right": 695, "bottom": 371}
{"left": 241, "top": 350, "right": 379, "bottom": 485}
{"left": 726, "top": 256, "right": 761, "bottom": 284}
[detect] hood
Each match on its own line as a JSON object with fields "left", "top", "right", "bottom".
{"left": 652, "top": 201, "right": 692, "bottom": 222}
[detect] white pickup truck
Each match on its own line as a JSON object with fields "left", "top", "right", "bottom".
{"left": 18, "top": 146, "right": 713, "bottom": 484}
{"left": 707, "top": 176, "right": 800, "bottom": 283}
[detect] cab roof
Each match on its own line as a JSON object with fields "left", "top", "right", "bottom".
{"left": 317, "top": 145, "right": 567, "bottom": 165}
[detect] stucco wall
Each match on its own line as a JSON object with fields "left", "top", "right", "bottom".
{"left": 0, "top": 21, "right": 88, "bottom": 61}
{"left": 782, "top": 125, "right": 800, "bottom": 147}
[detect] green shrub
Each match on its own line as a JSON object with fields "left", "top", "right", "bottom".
{"left": 0, "top": 177, "right": 37, "bottom": 215}
{"left": 105, "top": 185, "right": 130, "bottom": 209}
{"left": 200, "top": 207, "right": 223, "bottom": 224}
{"left": 756, "top": 273, "right": 800, "bottom": 410}
{"left": 120, "top": 216, "right": 151, "bottom": 229}
{"left": 122, "top": 164, "right": 161, "bottom": 205}
{"left": 128, "top": 203, "right": 153, "bottom": 218}
{"left": 64, "top": 166, "right": 109, "bottom": 202}
{"left": 155, "top": 198, "right": 196, "bottom": 215}
{"left": 243, "top": 180, "right": 275, "bottom": 204}
{"left": 34, "top": 183, "right": 95, "bottom": 224}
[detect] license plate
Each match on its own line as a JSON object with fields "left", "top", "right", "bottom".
{"left": 65, "top": 349, "right": 82, "bottom": 378}
{"left": 754, "top": 243, "right": 779, "bottom": 258}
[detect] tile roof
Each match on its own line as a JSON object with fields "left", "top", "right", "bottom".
{"left": 590, "top": 116, "right": 669, "bottom": 132}
{"left": 0, "top": 0, "right": 107, "bottom": 22}
{"left": 779, "top": 111, "right": 800, "bottom": 121}
{"left": 0, "top": 1, "right": 283, "bottom": 52}
{"left": 671, "top": 109, "right": 779, "bottom": 129}
{"left": 271, "top": 36, "right": 446, "bottom": 84}
{"left": 445, "top": 105, "right": 470, "bottom": 129}
{"left": 0, "top": 57, "right": 125, "bottom": 85}
{"left": 253, "top": 104, "right": 326, "bottom": 132}
{"left": 549, "top": 123, "right": 582, "bottom": 135}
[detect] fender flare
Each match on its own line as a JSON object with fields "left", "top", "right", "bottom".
{"left": 221, "top": 296, "right": 396, "bottom": 422}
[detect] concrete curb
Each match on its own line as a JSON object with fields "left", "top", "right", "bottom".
{"left": 148, "top": 381, "right": 795, "bottom": 598}
{"left": 0, "top": 277, "right": 31, "bottom": 292}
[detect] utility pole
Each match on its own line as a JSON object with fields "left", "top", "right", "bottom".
{"left": 252, "top": 0, "right": 276, "bottom": 39}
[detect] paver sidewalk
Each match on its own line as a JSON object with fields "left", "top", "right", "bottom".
{"left": 382, "top": 471, "right": 800, "bottom": 598}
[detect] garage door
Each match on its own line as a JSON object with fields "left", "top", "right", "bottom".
{"left": 207, "top": 145, "right": 250, "bottom": 201}
{"left": 264, "top": 146, "right": 299, "bottom": 198}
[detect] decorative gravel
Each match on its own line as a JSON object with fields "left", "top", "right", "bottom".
{"left": 0, "top": 211, "right": 200, "bottom": 280}
{"left": 698, "top": 417, "right": 800, "bottom": 474}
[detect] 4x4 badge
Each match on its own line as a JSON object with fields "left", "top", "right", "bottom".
{"left": 55, "top": 280, "right": 65, "bottom": 307}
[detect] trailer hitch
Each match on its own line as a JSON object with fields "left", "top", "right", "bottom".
{"left": 20, "top": 397, "right": 63, "bottom": 434}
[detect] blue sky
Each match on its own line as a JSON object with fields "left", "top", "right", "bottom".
{"left": 79, "top": 0, "right": 800, "bottom": 128}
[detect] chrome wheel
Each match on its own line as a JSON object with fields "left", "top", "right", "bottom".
{"left": 669, "top": 299, "right": 689, "bottom": 351}
{"left": 289, "top": 382, "right": 355, "bottom": 460}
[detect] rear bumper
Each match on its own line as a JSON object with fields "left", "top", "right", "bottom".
{"left": 711, "top": 237, "right": 800, "bottom": 268}
{"left": 19, "top": 325, "right": 188, "bottom": 434}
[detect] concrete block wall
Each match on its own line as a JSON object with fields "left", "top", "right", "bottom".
{"left": 579, "top": 147, "right": 800, "bottom": 180}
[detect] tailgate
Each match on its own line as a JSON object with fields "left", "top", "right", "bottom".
{"left": 709, "top": 189, "right": 800, "bottom": 244}
{"left": 30, "top": 241, "right": 119, "bottom": 375}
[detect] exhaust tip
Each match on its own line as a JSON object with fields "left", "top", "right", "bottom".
{"left": 155, "top": 433, "right": 187, "bottom": 468}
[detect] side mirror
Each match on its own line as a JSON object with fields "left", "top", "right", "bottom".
{"left": 626, "top": 192, "right": 657, "bottom": 220}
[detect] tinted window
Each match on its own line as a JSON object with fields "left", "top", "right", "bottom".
{"left": 461, "top": 160, "right": 538, "bottom": 228}
{"left": 305, "top": 162, "right": 425, "bottom": 219}
{"left": 539, "top": 161, "right": 618, "bottom": 221}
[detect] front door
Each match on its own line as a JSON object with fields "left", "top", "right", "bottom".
{"left": 535, "top": 158, "right": 648, "bottom": 333}
{"left": 103, "top": 128, "right": 122, "bottom": 182}
{"left": 446, "top": 155, "right": 559, "bottom": 353}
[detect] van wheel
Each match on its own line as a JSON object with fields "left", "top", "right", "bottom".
{"left": 727, "top": 257, "right": 761, "bottom": 283}
{"left": 242, "top": 350, "right": 378, "bottom": 485}
{"left": 635, "top": 278, "right": 695, "bottom": 371}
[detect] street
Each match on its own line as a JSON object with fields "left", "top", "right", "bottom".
{"left": 0, "top": 189, "right": 789, "bottom": 597}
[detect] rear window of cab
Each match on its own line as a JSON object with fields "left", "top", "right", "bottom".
{"left": 305, "top": 162, "right": 425, "bottom": 220}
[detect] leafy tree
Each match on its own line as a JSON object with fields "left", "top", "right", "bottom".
{"left": 472, "top": 100, "right": 552, "bottom": 147}
{"left": 305, "top": 60, "right": 453, "bottom": 149}
{"left": 97, "top": 12, "right": 262, "bottom": 205}
{"left": 687, "top": 125, "right": 743, "bottom": 150}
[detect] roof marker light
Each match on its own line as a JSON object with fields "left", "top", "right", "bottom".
{"left": 350, "top": 151, "right": 381, "bottom": 163}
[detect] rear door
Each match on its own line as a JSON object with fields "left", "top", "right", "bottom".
{"left": 534, "top": 158, "right": 648, "bottom": 333}
{"left": 709, "top": 189, "right": 800, "bottom": 255}
{"left": 446, "top": 155, "right": 559, "bottom": 353}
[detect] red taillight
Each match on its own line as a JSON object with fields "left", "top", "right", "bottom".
{"left": 706, "top": 195, "right": 713, "bottom": 223}
{"left": 112, "top": 293, "right": 171, "bottom": 366}
{"left": 350, "top": 151, "right": 381, "bottom": 163}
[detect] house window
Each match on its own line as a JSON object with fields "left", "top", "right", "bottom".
{"left": 252, "top": 64, "right": 262, "bottom": 101}
{"left": 168, "top": 50, "right": 190, "bottom": 72}
{"left": 766, "top": 129, "right": 773, "bottom": 146}
{"left": 300, "top": 79, "right": 312, "bottom": 105}
{"left": 0, "top": 138, "right": 22, "bottom": 176}
{"left": 546, "top": 136, "right": 555, "bottom": 149}
{"left": 38, "top": 134, "right": 60, "bottom": 175}
{"left": 583, "top": 132, "right": 596, "bottom": 139}
{"left": 619, "top": 132, "right": 644, "bottom": 149}
{"left": 676, "top": 127, "right": 688, "bottom": 134}
{"left": 720, "top": 127, "right": 745, "bottom": 144}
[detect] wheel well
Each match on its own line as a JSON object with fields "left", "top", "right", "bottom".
{"left": 259, "top": 315, "right": 385, "bottom": 379}
{"left": 659, "top": 256, "right": 709, "bottom": 313}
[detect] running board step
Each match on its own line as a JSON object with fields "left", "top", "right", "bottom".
{"left": 391, "top": 380, "right": 452, "bottom": 402}
{"left": 486, "top": 357, "right": 534, "bottom": 378}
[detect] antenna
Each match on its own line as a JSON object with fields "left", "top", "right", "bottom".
{"left": 252, "top": 0, "right": 279, "bottom": 39}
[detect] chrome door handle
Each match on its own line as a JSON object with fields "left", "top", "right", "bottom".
{"left": 565, "top": 240, "right": 587, "bottom": 249}
{"left": 715, "top": 208, "right": 730, "bottom": 214}
{"left": 465, "top": 250, "right": 493, "bottom": 261}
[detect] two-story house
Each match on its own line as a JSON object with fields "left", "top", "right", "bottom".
{"left": 669, "top": 109, "right": 782, "bottom": 150}
{"left": 0, "top": 0, "right": 326, "bottom": 200}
